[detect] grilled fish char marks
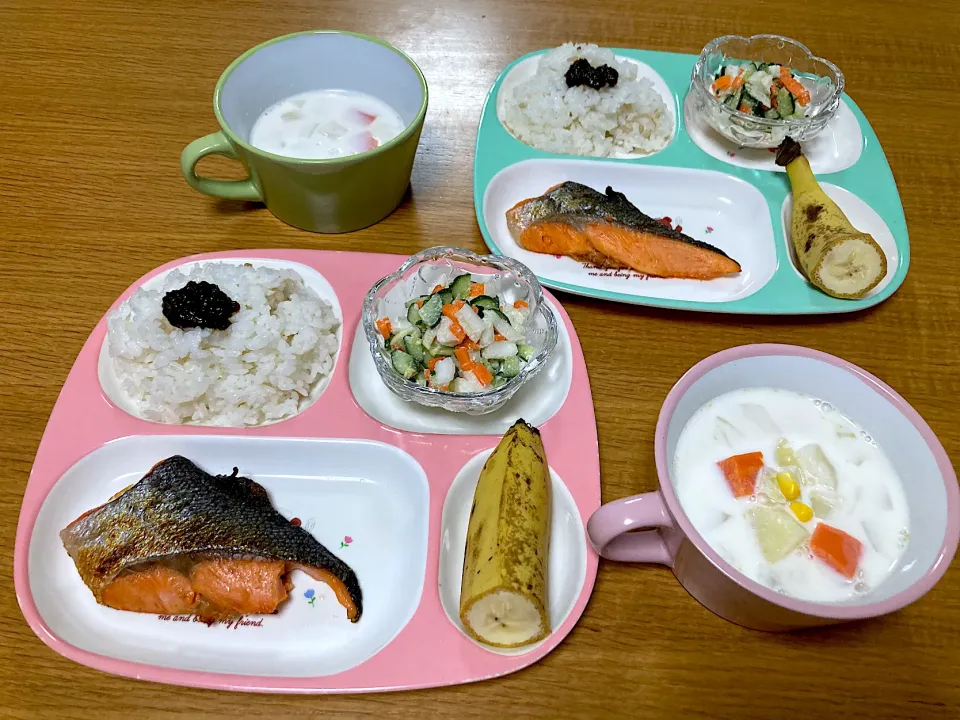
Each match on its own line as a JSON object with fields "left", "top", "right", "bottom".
{"left": 60, "top": 455, "right": 362, "bottom": 622}
{"left": 506, "top": 182, "right": 741, "bottom": 280}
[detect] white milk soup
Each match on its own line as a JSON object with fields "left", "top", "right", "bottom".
{"left": 250, "top": 89, "right": 405, "bottom": 160}
{"left": 673, "top": 387, "right": 910, "bottom": 603}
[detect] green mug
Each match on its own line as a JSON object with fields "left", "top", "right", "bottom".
{"left": 181, "top": 30, "right": 428, "bottom": 233}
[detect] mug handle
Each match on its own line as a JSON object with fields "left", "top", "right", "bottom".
{"left": 587, "top": 491, "right": 675, "bottom": 565}
{"left": 180, "top": 131, "right": 263, "bottom": 201}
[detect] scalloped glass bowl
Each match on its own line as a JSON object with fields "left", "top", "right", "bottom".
{"left": 689, "top": 34, "right": 844, "bottom": 149}
{"left": 362, "top": 247, "right": 559, "bottom": 415}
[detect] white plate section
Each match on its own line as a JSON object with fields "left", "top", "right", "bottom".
{"left": 781, "top": 183, "right": 898, "bottom": 297}
{"left": 97, "top": 258, "right": 343, "bottom": 427}
{"left": 684, "top": 93, "right": 864, "bottom": 174}
{"left": 29, "top": 435, "right": 429, "bottom": 677}
{"left": 349, "top": 298, "right": 573, "bottom": 435}
{"left": 496, "top": 53, "right": 676, "bottom": 159}
{"left": 437, "top": 448, "right": 587, "bottom": 656}
{"left": 483, "top": 159, "right": 777, "bottom": 304}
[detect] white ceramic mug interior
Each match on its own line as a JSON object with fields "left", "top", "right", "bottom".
{"left": 218, "top": 31, "right": 426, "bottom": 148}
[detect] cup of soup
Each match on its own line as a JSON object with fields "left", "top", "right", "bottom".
{"left": 587, "top": 344, "right": 959, "bottom": 631}
{"left": 180, "top": 30, "right": 428, "bottom": 233}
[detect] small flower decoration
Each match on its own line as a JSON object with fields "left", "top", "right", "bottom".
{"left": 727, "top": 151, "right": 736, "bottom": 158}
{"left": 339, "top": 535, "right": 353, "bottom": 549}
{"left": 304, "top": 588, "right": 316, "bottom": 607}
{"left": 705, "top": 226, "right": 714, "bottom": 234}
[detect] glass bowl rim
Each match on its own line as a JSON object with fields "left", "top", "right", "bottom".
{"left": 692, "top": 33, "right": 845, "bottom": 131}
{"left": 361, "top": 245, "right": 559, "bottom": 404}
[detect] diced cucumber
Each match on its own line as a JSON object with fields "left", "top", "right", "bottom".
{"left": 437, "top": 289, "right": 454, "bottom": 306}
{"left": 404, "top": 334, "right": 426, "bottom": 365}
{"left": 739, "top": 95, "right": 758, "bottom": 113}
{"left": 405, "top": 295, "right": 428, "bottom": 308}
{"left": 764, "top": 107, "right": 781, "bottom": 120}
{"left": 450, "top": 274, "right": 472, "bottom": 300}
{"left": 776, "top": 87, "right": 794, "bottom": 117}
{"left": 741, "top": 62, "right": 758, "bottom": 82}
{"left": 492, "top": 375, "right": 509, "bottom": 389}
{"left": 517, "top": 343, "right": 535, "bottom": 361}
{"left": 391, "top": 350, "right": 417, "bottom": 379}
{"left": 470, "top": 295, "right": 499, "bottom": 311}
{"left": 414, "top": 371, "right": 427, "bottom": 387}
{"left": 484, "top": 358, "right": 501, "bottom": 374}
{"left": 406, "top": 302, "right": 422, "bottom": 325}
{"left": 480, "top": 307, "right": 510, "bottom": 324}
{"left": 388, "top": 326, "right": 416, "bottom": 350}
{"left": 430, "top": 344, "right": 455, "bottom": 357}
{"left": 723, "top": 88, "right": 742, "bottom": 110}
{"left": 418, "top": 294, "right": 443, "bottom": 327}
{"left": 500, "top": 355, "right": 521, "bottom": 378}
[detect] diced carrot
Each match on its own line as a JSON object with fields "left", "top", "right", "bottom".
{"left": 739, "top": 103, "right": 752, "bottom": 114}
{"left": 779, "top": 66, "right": 810, "bottom": 106}
{"left": 716, "top": 452, "right": 764, "bottom": 498}
{"left": 432, "top": 284, "right": 444, "bottom": 293}
{"left": 494, "top": 333, "right": 507, "bottom": 342}
{"left": 513, "top": 299, "right": 529, "bottom": 309}
{"left": 469, "top": 282, "right": 485, "bottom": 298}
{"left": 427, "top": 357, "right": 443, "bottom": 371}
{"left": 459, "top": 338, "right": 480, "bottom": 351}
{"left": 417, "top": 299, "right": 425, "bottom": 308}
{"left": 424, "top": 368, "right": 432, "bottom": 381}
{"left": 442, "top": 299, "right": 466, "bottom": 320}
{"left": 711, "top": 75, "right": 733, "bottom": 94}
{"left": 449, "top": 320, "right": 466, "bottom": 342}
{"left": 375, "top": 318, "right": 392, "bottom": 339}
{"left": 810, "top": 523, "right": 863, "bottom": 579}
{"left": 472, "top": 364, "right": 493, "bottom": 386}
{"left": 731, "top": 70, "right": 745, "bottom": 89}
{"left": 438, "top": 384, "right": 450, "bottom": 391}
{"left": 455, "top": 347, "right": 475, "bottom": 371}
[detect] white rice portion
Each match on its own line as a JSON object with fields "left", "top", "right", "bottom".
{"left": 502, "top": 43, "right": 674, "bottom": 157}
{"left": 107, "top": 263, "right": 340, "bottom": 427}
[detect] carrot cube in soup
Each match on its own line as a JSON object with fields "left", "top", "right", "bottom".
{"left": 716, "top": 452, "right": 765, "bottom": 498}
{"left": 810, "top": 523, "right": 863, "bottom": 578}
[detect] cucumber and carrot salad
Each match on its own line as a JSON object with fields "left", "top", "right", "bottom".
{"left": 376, "top": 274, "right": 536, "bottom": 393}
{"left": 711, "top": 61, "right": 813, "bottom": 120}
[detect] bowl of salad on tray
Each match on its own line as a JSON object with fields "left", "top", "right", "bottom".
{"left": 689, "top": 34, "right": 844, "bottom": 148}
{"left": 362, "top": 246, "right": 559, "bottom": 414}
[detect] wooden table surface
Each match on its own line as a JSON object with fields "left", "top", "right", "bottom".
{"left": 2, "top": 0, "right": 959, "bottom": 717}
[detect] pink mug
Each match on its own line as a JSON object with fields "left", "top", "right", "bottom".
{"left": 587, "top": 344, "right": 959, "bottom": 631}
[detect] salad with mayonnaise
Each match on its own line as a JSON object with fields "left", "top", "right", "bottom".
{"left": 712, "top": 61, "right": 812, "bottom": 121}
{"left": 376, "top": 273, "right": 535, "bottom": 393}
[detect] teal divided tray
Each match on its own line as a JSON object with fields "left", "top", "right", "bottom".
{"left": 473, "top": 48, "right": 909, "bottom": 314}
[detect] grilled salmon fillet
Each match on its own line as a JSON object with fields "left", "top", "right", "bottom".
{"left": 506, "top": 182, "right": 741, "bottom": 280}
{"left": 60, "top": 456, "right": 362, "bottom": 622}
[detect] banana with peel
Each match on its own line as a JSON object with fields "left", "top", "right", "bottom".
{"left": 776, "top": 137, "right": 887, "bottom": 299}
{"left": 459, "top": 419, "right": 551, "bottom": 648}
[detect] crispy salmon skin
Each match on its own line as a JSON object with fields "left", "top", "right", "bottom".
{"left": 60, "top": 455, "right": 362, "bottom": 622}
{"left": 506, "top": 182, "right": 741, "bottom": 280}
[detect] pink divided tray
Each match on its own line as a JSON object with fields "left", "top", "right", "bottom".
{"left": 13, "top": 250, "right": 600, "bottom": 693}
